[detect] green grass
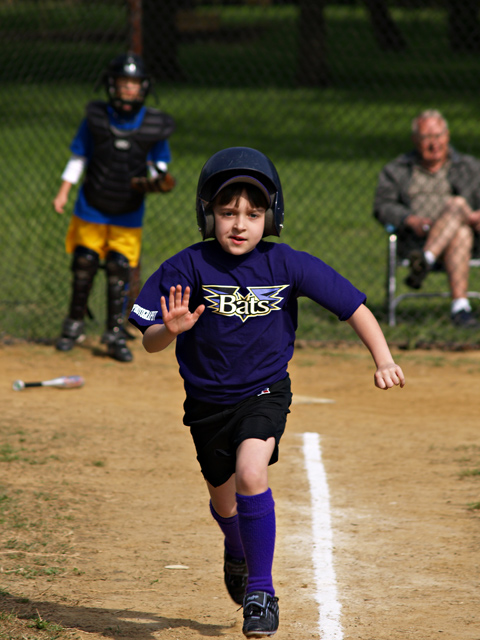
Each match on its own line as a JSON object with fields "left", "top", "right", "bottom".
{"left": 2, "top": 3, "right": 480, "bottom": 344}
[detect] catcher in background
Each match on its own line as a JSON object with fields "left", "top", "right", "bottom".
{"left": 53, "top": 53, "right": 175, "bottom": 362}
{"left": 129, "top": 147, "right": 405, "bottom": 637}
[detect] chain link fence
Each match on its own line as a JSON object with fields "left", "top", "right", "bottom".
{"left": 2, "top": 0, "right": 480, "bottom": 348}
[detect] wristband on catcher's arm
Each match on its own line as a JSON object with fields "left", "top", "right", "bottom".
{"left": 130, "top": 172, "right": 176, "bottom": 194}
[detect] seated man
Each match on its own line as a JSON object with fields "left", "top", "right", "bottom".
{"left": 373, "top": 109, "right": 480, "bottom": 327}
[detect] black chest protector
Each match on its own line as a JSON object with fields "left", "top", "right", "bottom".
{"left": 83, "top": 101, "right": 175, "bottom": 215}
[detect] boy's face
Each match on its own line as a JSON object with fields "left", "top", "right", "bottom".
{"left": 213, "top": 190, "right": 266, "bottom": 255}
{"left": 115, "top": 76, "right": 142, "bottom": 110}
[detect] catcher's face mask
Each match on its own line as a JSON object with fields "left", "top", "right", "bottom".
{"left": 104, "top": 53, "right": 151, "bottom": 116}
{"left": 115, "top": 77, "right": 143, "bottom": 112}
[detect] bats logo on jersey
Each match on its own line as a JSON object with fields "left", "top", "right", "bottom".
{"left": 202, "top": 285, "right": 289, "bottom": 322}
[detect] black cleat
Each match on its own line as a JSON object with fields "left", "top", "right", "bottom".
{"left": 405, "top": 250, "right": 429, "bottom": 289}
{"left": 102, "top": 330, "right": 133, "bottom": 362}
{"left": 56, "top": 336, "right": 76, "bottom": 352}
{"left": 242, "top": 591, "right": 279, "bottom": 638}
{"left": 56, "top": 318, "right": 85, "bottom": 352}
{"left": 107, "top": 338, "right": 133, "bottom": 362}
{"left": 224, "top": 551, "right": 248, "bottom": 605}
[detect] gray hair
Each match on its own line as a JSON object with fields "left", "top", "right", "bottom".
{"left": 411, "top": 109, "right": 449, "bottom": 136}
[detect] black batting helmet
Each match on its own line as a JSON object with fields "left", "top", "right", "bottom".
{"left": 196, "top": 147, "right": 284, "bottom": 240}
{"left": 104, "top": 53, "right": 151, "bottom": 115}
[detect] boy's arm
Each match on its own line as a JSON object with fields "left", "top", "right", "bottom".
{"left": 346, "top": 304, "right": 405, "bottom": 389}
{"left": 142, "top": 285, "right": 205, "bottom": 353}
{"left": 53, "top": 180, "right": 73, "bottom": 214}
{"left": 142, "top": 323, "right": 177, "bottom": 353}
{"left": 53, "top": 154, "right": 87, "bottom": 214}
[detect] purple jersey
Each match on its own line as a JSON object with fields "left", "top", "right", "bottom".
{"left": 129, "top": 240, "right": 366, "bottom": 404}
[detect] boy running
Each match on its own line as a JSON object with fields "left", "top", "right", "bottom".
{"left": 129, "top": 147, "right": 405, "bottom": 637}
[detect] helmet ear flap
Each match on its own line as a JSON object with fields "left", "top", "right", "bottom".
{"left": 263, "top": 192, "right": 283, "bottom": 237}
{"left": 196, "top": 201, "right": 215, "bottom": 240}
{"left": 263, "top": 208, "right": 275, "bottom": 237}
{"left": 204, "top": 213, "right": 215, "bottom": 240}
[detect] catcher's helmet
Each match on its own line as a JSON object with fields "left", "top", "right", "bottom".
{"left": 104, "top": 53, "right": 150, "bottom": 115}
{"left": 196, "top": 147, "right": 284, "bottom": 240}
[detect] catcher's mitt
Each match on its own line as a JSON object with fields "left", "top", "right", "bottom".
{"left": 131, "top": 172, "right": 176, "bottom": 194}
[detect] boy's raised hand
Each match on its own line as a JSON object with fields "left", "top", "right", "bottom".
{"left": 374, "top": 362, "right": 405, "bottom": 390}
{"left": 161, "top": 285, "right": 205, "bottom": 336}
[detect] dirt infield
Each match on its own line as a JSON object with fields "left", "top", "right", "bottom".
{"left": 1, "top": 337, "right": 479, "bottom": 640}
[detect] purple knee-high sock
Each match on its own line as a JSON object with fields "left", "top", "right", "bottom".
{"left": 236, "top": 488, "right": 276, "bottom": 596}
{"left": 209, "top": 501, "right": 245, "bottom": 560}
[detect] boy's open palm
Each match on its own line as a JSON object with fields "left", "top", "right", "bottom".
{"left": 161, "top": 285, "right": 205, "bottom": 336}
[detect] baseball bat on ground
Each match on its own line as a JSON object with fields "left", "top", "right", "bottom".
{"left": 12, "top": 376, "right": 85, "bottom": 391}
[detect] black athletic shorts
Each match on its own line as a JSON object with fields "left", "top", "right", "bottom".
{"left": 183, "top": 375, "right": 292, "bottom": 488}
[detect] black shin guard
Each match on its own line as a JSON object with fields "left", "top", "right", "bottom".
{"left": 68, "top": 246, "right": 100, "bottom": 321}
{"left": 104, "top": 250, "right": 131, "bottom": 334}
{"left": 56, "top": 247, "right": 99, "bottom": 351}
{"left": 102, "top": 251, "right": 133, "bottom": 362}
